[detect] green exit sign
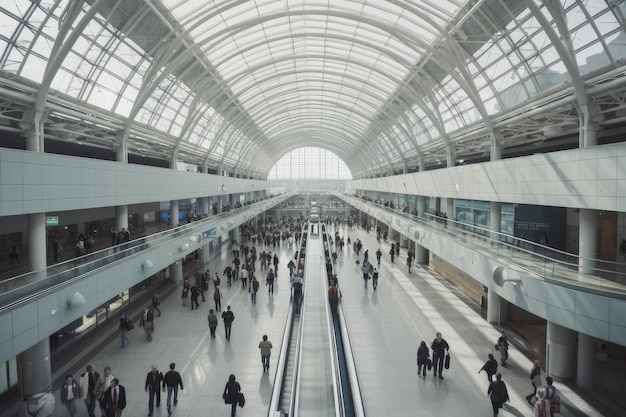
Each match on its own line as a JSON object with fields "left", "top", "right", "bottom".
{"left": 46, "top": 216, "right": 59, "bottom": 226}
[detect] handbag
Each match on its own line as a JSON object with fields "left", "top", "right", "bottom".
{"left": 238, "top": 392, "right": 245, "bottom": 408}
{"left": 427, "top": 359, "right": 432, "bottom": 371}
{"left": 444, "top": 353, "right": 450, "bottom": 369}
{"left": 495, "top": 343, "right": 499, "bottom": 351}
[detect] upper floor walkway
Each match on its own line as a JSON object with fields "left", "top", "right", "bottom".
{"left": 335, "top": 193, "right": 626, "bottom": 346}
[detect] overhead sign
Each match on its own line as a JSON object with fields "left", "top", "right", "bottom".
{"left": 46, "top": 216, "right": 59, "bottom": 226}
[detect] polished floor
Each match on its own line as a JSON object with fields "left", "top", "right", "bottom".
{"left": 15, "top": 223, "right": 620, "bottom": 417}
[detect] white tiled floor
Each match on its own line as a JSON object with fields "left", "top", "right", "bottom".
{"left": 45, "top": 224, "right": 608, "bottom": 417}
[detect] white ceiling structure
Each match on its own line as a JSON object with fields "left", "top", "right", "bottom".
{"left": 0, "top": 0, "right": 625, "bottom": 179}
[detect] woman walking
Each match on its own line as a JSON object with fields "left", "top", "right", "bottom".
{"left": 223, "top": 374, "right": 241, "bottom": 417}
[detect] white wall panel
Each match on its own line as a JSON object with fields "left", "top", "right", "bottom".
{"left": 348, "top": 143, "right": 626, "bottom": 211}
{"left": 0, "top": 149, "right": 269, "bottom": 216}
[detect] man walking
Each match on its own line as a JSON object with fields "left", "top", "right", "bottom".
{"left": 431, "top": 332, "right": 450, "bottom": 379}
{"left": 79, "top": 364, "right": 99, "bottom": 417}
{"left": 95, "top": 366, "right": 115, "bottom": 417}
{"left": 251, "top": 276, "right": 260, "bottom": 304}
{"left": 145, "top": 365, "right": 163, "bottom": 416}
{"left": 222, "top": 306, "right": 235, "bottom": 341}
{"left": 162, "top": 362, "right": 183, "bottom": 416}
{"left": 497, "top": 330, "right": 509, "bottom": 367}
{"left": 266, "top": 268, "right": 275, "bottom": 295}
{"left": 258, "top": 335, "right": 273, "bottom": 372}
{"left": 103, "top": 378, "right": 126, "bottom": 417}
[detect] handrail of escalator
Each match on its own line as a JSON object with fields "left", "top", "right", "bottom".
{"left": 321, "top": 222, "right": 365, "bottom": 417}
{"left": 323, "top": 221, "right": 365, "bottom": 417}
{"left": 337, "top": 193, "right": 626, "bottom": 293}
{"left": 0, "top": 193, "right": 293, "bottom": 313}
{"left": 321, "top": 223, "right": 344, "bottom": 417}
{"left": 268, "top": 299, "right": 295, "bottom": 417}
{"left": 267, "top": 222, "right": 308, "bottom": 417}
{"left": 336, "top": 302, "right": 365, "bottom": 417}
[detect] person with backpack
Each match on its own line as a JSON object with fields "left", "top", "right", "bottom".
{"left": 487, "top": 372, "right": 509, "bottom": 417}
{"left": 543, "top": 376, "right": 560, "bottom": 417}
{"left": 533, "top": 388, "right": 550, "bottom": 417}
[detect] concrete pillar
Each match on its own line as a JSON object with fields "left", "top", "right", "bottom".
{"left": 199, "top": 243, "right": 210, "bottom": 270}
{"left": 487, "top": 289, "right": 508, "bottom": 325}
{"left": 170, "top": 200, "right": 179, "bottom": 228}
{"left": 579, "top": 208, "right": 597, "bottom": 274}
{"left": 577, "top": 332, "right": 596, "bottom": 389}
{"left": 415, "top": 243, "right": 429, "bottom": 264}
{"left": 18, "top": 339, "right": 51, "bottom": 397}
{"left": 202, "top": 197, "right": 210, "bottom": 217}
{"left": 115, "top": 206, "right": 128, "bottom": 234}
{"left": 170, "top": 260, "right": 183, "bottom": 286}
{"left": 491, "top": 202, "right": 501, "bottom": 242}
{"left": 417, "top": 195, "right": 426, "bottom": 218}
{"left": 27, "top": 213, "right": 46, "bottom": 272}
{"left": 547, "top": 321, "right": 576, "bottom": 380}
{"left": 232, "top": 226, "right": 241, "bottom": 244}
{"left": 442, "top": 198, "right": 454, "bottom": 218}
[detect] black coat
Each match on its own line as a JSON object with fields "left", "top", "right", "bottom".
{"left": 488, "top": 380, "right": 509, "bottom": 404}
{"left": 417, "top": 345, "right": 430, "bottom": 365}
{"left": 223, "top": 381, "right": 240, "bottom": 404}
{"left": 103, "top": 385, "right": 126, "bottom": 416}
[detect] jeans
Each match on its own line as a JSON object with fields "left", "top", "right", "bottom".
{"left": 262, "top": 355, "right": 270, "bottom": 371}
{"left": 166, "top": 385, "right": 178, "bottom": 408}
{"left": 64, "top": 398, "right": 76, "bottom": 417}
{"left": 120, "top": 329, "right": 129, "bottom": 347}
{"left": 225, "top": 324, "right": 232, "bottom": 340}
{"left": 251, "top": 291, "right": 257, "bottom": 304}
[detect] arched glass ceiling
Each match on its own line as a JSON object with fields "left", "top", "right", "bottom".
{"left": 0, "top": 1, "right": 625, "bottom": 179}
{"left": 268, "top": 146, "right": 351, "bottom": 180}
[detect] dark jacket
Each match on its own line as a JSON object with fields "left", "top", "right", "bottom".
{"left": 480, "top": 358, "right": 498, "bottom": 375}
{"left": 61, "top": 382, "right": 80, "bottom": 403}
{"left": 488, "top": 380, "right": 509, "bottom": 404}
{"left": 222, "top": 310, "right": 235, "bottom": 325}
{"left": 417, "top": 345, "right": 429, "bottom": 365}
{"left": 145, "top": 370, "right": 163, "bottom": 390}
{"left": 223, "top": 380, "right": 241, "bottom": 404}
{"left": 103, "top": 385, "right": 126, "bottom": 415}
{"left": 431, "top": 338, "right": 449, "bottom": 356}
{"left": 163, "top": 370, "right": 183, "bottom": 389}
